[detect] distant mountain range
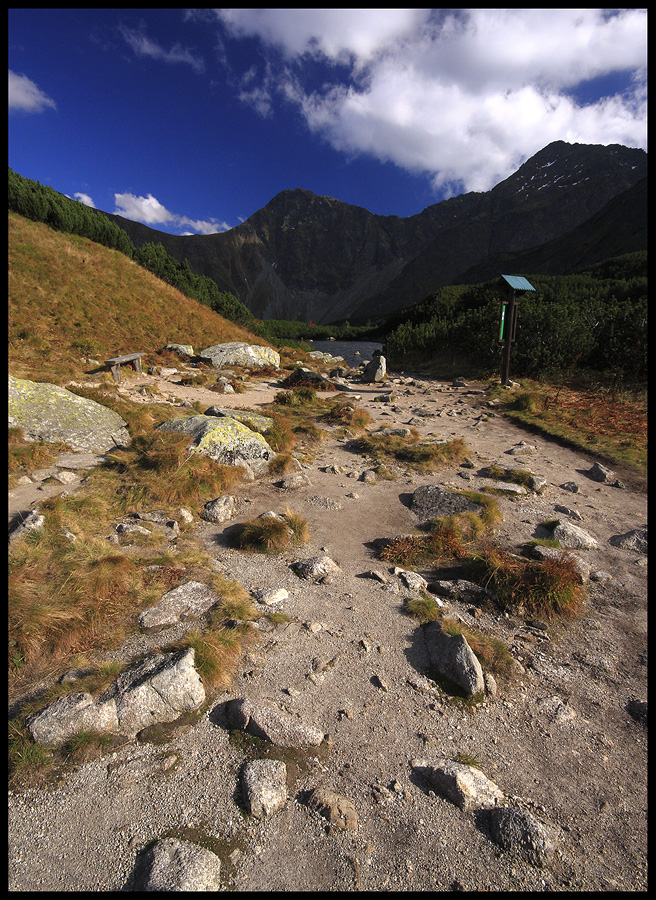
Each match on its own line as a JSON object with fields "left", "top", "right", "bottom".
{"left": 106, "top": 141, "right": 647, "bottom": 324}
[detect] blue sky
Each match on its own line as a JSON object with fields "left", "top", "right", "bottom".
{"left": 9, "top": 8, "right": 647, "bottom": 236}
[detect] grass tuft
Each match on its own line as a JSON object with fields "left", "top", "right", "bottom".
{"left": 235, "top": 508, "right": 309, "bottom": 553}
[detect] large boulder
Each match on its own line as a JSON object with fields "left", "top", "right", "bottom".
{"left": 199, "top": 341, "right": 280, "bottom": 369}
{"left": 98, "top": 647, "right": 205, "bottom": 737}
{"left": 8, "top": 375, "right": 129, "bottom": 452}
{"left": 156, "top": 415, "right": 274, "bottom": 476}
{"left": 360, "top": 353, "right": 386, "bottom": 383}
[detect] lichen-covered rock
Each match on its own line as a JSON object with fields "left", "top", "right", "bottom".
{"left": 8, "top": 375, "right": 129, "bottom": 452}
{"left": 156, "top": 414, "right": 274, "bottom": 476}
{"left": 199, "top": 341, "right": 280, "bottom": 369}
{"left": 204, "top": 407, "right": 274, "bottom": 433}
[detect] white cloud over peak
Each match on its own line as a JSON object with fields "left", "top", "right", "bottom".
{"left": 8, "top": 70, "right": 57, "bottom": 113}
{"left": 215, "top": 8, "right": 647, "bottom": 195}
{"left": 113, "top": 191, "right": 231, "bottom": 234}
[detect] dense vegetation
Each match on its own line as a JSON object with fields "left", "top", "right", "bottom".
{"left": 8, "top": 167, "right": 647, "bottom": 377}
{"left": 8, "top": 168, "right": 378, "bottom": 343}
{"left": 8, "top": 168, "right": 253, "bottom": 326}
{"left": 382, "top": 255, "right": 647, "bottom": 384}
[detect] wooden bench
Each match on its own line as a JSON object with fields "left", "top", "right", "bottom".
{"left": 105, "top": 353, "right": 145, "bottom": 383}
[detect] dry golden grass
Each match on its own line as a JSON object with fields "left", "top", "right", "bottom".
{"left": 8, "top": 211, "right": 271, "bottom": 384}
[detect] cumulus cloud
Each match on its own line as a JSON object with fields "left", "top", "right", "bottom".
{"left": 74, "top": 192, "right": 96, "bottom": 208}
{"left": 215, "top": 8, "right": 647, "bottom": 195}
{"left": 113, "top": 191, "right": 230, "bottom": 234}
{"left": 8, "top": 70, "right": 57, "bottom": 113}
{"left": 120, "top": 25, "right": 205, "bottom": 74}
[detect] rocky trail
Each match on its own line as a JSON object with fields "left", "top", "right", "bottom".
{"left": 8, "top": 364, "right": 647, "bottom": 891}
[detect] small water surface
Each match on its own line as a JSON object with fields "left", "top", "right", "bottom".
{"left": 307, "top": 340, "right": 384, "bottom": 368}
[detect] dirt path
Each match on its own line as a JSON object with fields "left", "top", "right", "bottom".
{"left": 8, "top": 368, "right": 648, "bottom": 891}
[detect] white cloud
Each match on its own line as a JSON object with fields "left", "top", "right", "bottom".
{"left": 120, "top": 25, "right": 205, "bottom": 73}
{"left": 216, "top": 8, "right": 431, "bottom": 64}
{"left": 74, "top": 192, "right": 96, "bottom": 208}
{"left": 216, "top": 8, "right": 647, "bottom": 195}
{"left": 113, "top": 191, "right": 231, "bottom": 234}
{"left": 8, "top": 70, "right": 57, "bottom": 112}
{"left": 114, "top": 191, "right": 175, "bottom": 225}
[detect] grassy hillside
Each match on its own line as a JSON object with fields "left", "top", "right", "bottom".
{"left": 8, "top": 211, "right": 268, "bottom": 384}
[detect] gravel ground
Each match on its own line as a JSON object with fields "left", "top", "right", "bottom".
{"left": 8, "top": 368, "right": 648, "bottom": 891}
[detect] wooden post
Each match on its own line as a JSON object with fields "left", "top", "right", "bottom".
{"left": 501, "top": 291, "right": 516, "bottom": 385}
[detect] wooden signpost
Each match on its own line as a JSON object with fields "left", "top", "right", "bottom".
{"left": 498, "top": 275, "right": 535, "bottom": 385}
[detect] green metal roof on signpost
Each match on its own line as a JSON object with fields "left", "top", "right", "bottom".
{"left": 501, "top": 274, "right": 535, "bottom": 292}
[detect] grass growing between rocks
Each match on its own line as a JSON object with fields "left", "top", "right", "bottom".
{"left": 8, "top": 400, "right": 253, "bottom": 689}
{"left": 8, "top": 427, "right": 72, "bottom": 488}
{"left": 471, "top": 546, "right": 584, "bottom": 620}
{"left": 380, "top": 495, "right": 501, "bottom": 568}
{"left": 354, "top": 431, "right": 468, "bottom": 473}
{"left": 235, "top": 508, "right": 310, "bottom": 553}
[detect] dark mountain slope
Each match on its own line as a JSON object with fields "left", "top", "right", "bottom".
{"left": 105, "top": 141, "right": 647, "bottom": 324}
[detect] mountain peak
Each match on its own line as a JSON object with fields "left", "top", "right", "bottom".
{"left": 105, "top": 141, "right": 647, "bottom": 324}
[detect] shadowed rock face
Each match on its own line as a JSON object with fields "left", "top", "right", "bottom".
{"left": 8, "top": 375, "right": 129, "bottom": 452}
{"left": 105, "top": 141, "right": 647, "bottom": 324}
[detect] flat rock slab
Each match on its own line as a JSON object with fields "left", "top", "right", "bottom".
{"left": 139, "top": 581, "right": 220, "bottom": 629}
{"left": 411, "top": 484, "right": 482, "bottom": 524}
{"left": 307, "top": 787, "right": 358, "bottom": 831}
{"left": 8, "top": 375, "right": 129, "bottom": 452}
{"left": 228, "top": 697, "right": 324, "bottom": 748}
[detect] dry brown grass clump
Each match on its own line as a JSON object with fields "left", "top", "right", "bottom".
{"left": 236, "top": 508, "right": 310, "bottom": 553}
{"left": 355, "top": 431, "right": 468, "bottom": 472}
{"left": 472, "top": 546, "right": 585, "bottom": 619}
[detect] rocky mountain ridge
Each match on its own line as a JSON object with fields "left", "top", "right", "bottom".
{"left": 105, "top": 141, "right": 646, "bottom": 324}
